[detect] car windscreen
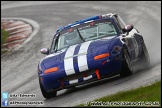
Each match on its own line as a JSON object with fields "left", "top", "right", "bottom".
{"left": 51, "top": 19, "right": 117, "bottom": 52}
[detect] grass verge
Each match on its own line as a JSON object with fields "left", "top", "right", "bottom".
{"left": 1, "top": 29, "right": 9, "bottom": 54}
{"left": 76, "top": 81, "right": 161, "bottom": 107}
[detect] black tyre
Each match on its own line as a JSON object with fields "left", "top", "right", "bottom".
{"left": 140, "top": 42, "right": 150, "bottom": 69}
{"left": 39, "top": 79, "right": 57, "bottom": 99}
{"left": 120, "top": 49, "right": 133, "bottom": 77}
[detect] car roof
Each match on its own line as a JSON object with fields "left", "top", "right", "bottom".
{"left": 57, "top": 13, "right": 117, "bottom": 32}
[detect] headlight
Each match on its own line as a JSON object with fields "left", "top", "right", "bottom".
{"left": 38, "top": 65, "right": 42, "bottom": 74}
{"left": 111, "top": 45, "right": 122, "bottom": 54}
{"left": 111, "top": 45, "right": 122, "bottom": 60}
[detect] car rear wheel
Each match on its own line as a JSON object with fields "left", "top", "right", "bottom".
{"left": 39, "top": 79, "right": 57, "bottom": 99}
{"left": 120, "top": 49, "right": 133, "bottom": 77}
{"left": 140, "top": 42, "right": 150, "bottom": 69}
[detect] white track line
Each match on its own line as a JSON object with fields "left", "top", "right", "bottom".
{"left": 2, "top": 38, "right": 26, "bottom": 46}
{"left": 6, "top": 24, "right": 30, "bottom": 31}
{"left": 8, "top": 34, "right": 26, "bottom": 38}
{"left": 4, "top": 21, "right": 25, "bottom": 28}
{"left": 9, "top": 27, "right": 32, "bottom": 35}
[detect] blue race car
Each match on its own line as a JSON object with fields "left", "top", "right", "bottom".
{"left": 38, "top": 13, "right": 150, "bottom": 98}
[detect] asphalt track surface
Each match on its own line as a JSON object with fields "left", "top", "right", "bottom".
{"left": 1, "top": 1, "right": 161, "bottom": 107}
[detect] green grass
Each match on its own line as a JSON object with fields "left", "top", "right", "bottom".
{"left": 1, "top": 29, "right": 9, "bottom": 54}
{"left": 76, "top": 81, "right": 161, "bottom": 107}
{"left": 1, "top": 29, "right": 9, "bottom": 45}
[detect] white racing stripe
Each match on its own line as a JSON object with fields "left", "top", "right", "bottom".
{"left": 69, "top": 79, "right": 78, "bottom": 84}
{"left": 78, "top": 41, "right": 92, "bottom": 72}
{"left": 83, "top": 75, "right": 93, "bottom": 81}
{"left": 64, "top": 45, "right": 77, "bottom": 76}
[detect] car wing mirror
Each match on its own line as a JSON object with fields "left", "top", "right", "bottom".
{"left": 40, "top": 48, "right": 49, "bottom": 55}
{"left": 123, "top": 25, "right": 134, "bottom": 33}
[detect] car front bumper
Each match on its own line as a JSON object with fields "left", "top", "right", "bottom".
{"left": 39, "top": 54, "right": 122, "bottom": 92}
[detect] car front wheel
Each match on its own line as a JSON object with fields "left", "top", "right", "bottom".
{"left": 140, "top": 42, "right": 150, "bottom": 69}
{"left": 120, "top": 49, "right": 133, "bottom": 77}
{"left": 39, "top": 79, "right": 57, "bottom": 99}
